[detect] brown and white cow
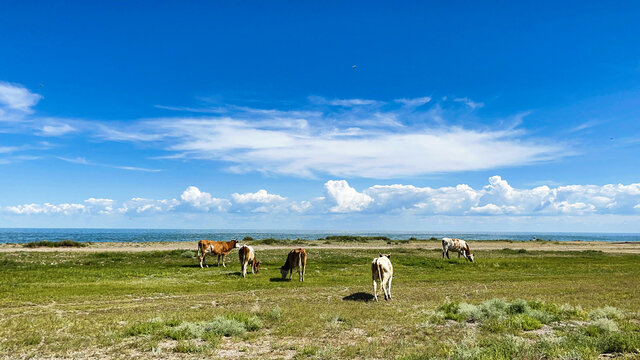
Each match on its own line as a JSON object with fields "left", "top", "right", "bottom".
{"left": 442, "top": 237, "right": 474, "bottom": 262}
{"left": 238, "top": 245, "right": 260, "bottom": 277}
{"left": 280, "top": 248, "right": 307, "bottom": 281}
{"left": 372, "top": 254, "right": 393, "bottom": 302}
{"left": 198, "top": 239, "right": 241, "bottom": 268}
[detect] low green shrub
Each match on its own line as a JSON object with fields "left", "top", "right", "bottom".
{"left": 23, "top": 240, "right": 88, "bottom": 248}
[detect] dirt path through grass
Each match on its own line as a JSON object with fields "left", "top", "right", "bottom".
{"left": 1, "top": 239, "right": 639, "bottom": 253}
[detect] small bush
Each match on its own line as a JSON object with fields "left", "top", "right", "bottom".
{"left": 174, "top": 340, "right": 208, "bottom": 353}
{"left": 323, "top": 235, "right": 390, "bottom": 242}
{"left": 23, "top": 240, "right": 88, "bottom": 248}
{"left": 228, "top": 313, "right": 262, "bottom": 331}
{"left": 585, "top": 318, "right": 619, "bottom": 336}
{"left": 242, "top": 236, "right": 255, "bottom": 241}
{"left": 514, "top": 314, "right": 543, "bottom": 331}
{"left": 589, "top": 306, "right": 623, "bottom": 320}
{"left": 207, "top": 317, "right": 246, "bottom": 337}
{"left": 265, "top": 306, "right": 282, "bottom": 321}
{"left": 180, "top": 250, "right": 196, "bottom": 258}
{"left": 508, "top": 299, "right": 530, "bottom": 315}
{"left": 598, "top": 332, "right": 640, "bottom": 353}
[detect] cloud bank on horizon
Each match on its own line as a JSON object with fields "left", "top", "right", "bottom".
{"left": 5, "top": 176, "right": 640, "bottom": 218}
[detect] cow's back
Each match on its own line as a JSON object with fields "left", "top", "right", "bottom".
{"left": 288, "top": 248, "right": 306, "bottom": 266}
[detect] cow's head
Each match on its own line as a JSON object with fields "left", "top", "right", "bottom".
{"left": 280, "top": 266, "right": 288, "bottom": 279}
{"left": 465, "top": 244, "right": 474, "bottom": 262}
{"left": 231, "top": 239, "right": 240, "bottom": 248}
{"left": 254, "top": 261, "right": 261, "bottom": 274}
{"left": 379, "top": 253, "right": 391, "bottom": 259}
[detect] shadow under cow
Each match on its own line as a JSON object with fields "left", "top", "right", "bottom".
{"left": 343, "top": 292, "right": 375, "bottom": 302}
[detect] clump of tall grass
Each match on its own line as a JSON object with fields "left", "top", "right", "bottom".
{"left": 589, "top": 306, "right": 624, "bottom": 320}
{"left": 124, "top": 312, "right": 263, "bottom": 346}
{"left": 23, "top": 239, "right": 88, "bottom": 248}
{"left": 437, "top": 299, "right": 614, "bottom": 333}
{"left": 322, "top": 235, "right": 391, "bottom": 242}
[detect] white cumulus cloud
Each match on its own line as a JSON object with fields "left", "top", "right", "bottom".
{"left": 180, "top": 186, "right": 231, "bottom": 211}
{"left": 324, "top": 180, "right": 374, "bottom": 213}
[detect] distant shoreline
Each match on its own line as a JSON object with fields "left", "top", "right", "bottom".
{"left": 0, "top": 228, "right": 638, "bottom": 244}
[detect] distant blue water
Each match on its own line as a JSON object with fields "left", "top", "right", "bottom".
{"left": 0, "top": 228, "right": 638, "bottom": 243}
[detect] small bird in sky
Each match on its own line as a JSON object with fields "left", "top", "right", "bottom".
{"left": 352, "top": 65, "right": 357, "bottom": 69}
{"left": 39, "top": 83, "right": 44, "bottom": 87}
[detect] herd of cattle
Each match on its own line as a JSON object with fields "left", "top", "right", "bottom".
{"left": 197, "top": 237, "right": 474, "bottom": 302}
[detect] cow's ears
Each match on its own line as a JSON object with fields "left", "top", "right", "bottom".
{"left": 386, "top": 254, "right": 391, "bottom": 259}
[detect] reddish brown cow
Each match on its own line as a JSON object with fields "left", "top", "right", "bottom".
{"left": 198, "top": 239, "right": 240, "bottom": 268}
{"left": 280, "top": 248, "right": 307, "bottom": 281}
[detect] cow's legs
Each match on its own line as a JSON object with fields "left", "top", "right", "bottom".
{"left": 446, "top": 250, "right": 450, "bottom": 259}
{"left": 458, "top": 252, "right": 461, "bottom": 259}
{"left": 387, "top": 276, "right": 393, "bottom": 299}
{"left": 373, "top": 278, "right": 378, "bottom": 302}
{"left": 381, "top": 275, "right": 389, "bottom": 300}
{"left": 302, "top": 264, "right": 305, "bottom": 282}
{"left": 202, "top": 253, "right": 209, "bottom": 268}
{"left": 217, "top": 255, "right": 221, "bottom": 266}
{"left": 241, "top": 262, "right": 246, "bottom": 278}
{"left": 289, "top": 268, "right": 293, "bottom": 280}
{"left": 222, "top": 254, "right": 227, "bottom": 267}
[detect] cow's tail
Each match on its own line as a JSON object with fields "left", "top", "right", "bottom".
{"left": 197, "top": 242, "right": 202, "bottom": 257}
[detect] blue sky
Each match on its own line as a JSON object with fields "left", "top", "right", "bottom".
{"left": 1, "top": 1, "right": 639, "bottom": 231}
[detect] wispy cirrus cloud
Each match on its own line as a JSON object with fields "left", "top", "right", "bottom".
{"left": 454, "top": 97, "right": 484, "bottom": 110}
{"left": 56, "top": 156, "right": 161, "bottom": 172}
{"left": 0, "top": 80, "right": 568, "bottom": 179}
{"left": 0, "top": 81, "right": 42, "bottom": 114}
{"left": 394, "top": 96, "right": 432, "bottom": 107}
{"left": 108, "top": 117, "right": 562, "bottom": 178}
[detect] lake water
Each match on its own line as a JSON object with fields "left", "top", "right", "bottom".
{"left": 0, "top": 228, "right": 638, "bottom": 243}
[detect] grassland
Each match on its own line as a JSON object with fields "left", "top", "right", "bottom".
{"left": 0, "top": 241, "right": 639, "bottom": 359}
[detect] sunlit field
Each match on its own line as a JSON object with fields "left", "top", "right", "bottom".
{"left": 1, "top": 240, "right": 639, "bottom": 359}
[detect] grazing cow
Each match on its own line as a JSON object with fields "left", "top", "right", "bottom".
{"left": 442, "top": 237, "right": 474, "bottom": 262}
{"left": 280, "top": 248, "right": 307, "bottom": 281}
{"left": 238, "top": 245, "right": 260, "bottom": 277}
{"left": 371, "top": 254, "right": 393, "bottom": 302}
{"left": 197, "top": 239, "right": 241, "bottom": 268}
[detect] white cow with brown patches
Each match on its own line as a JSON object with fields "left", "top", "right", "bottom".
{"left": 238, "top": 245, "right": 260, "bottom": 277}
{"left": 442, "top": 237, "right": 474, "bottom": 262}
{"left": 371, "top": 254, "right": 393, "bottom": 302}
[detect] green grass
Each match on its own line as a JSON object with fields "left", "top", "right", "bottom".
{"left": 22, "top": 239, "right": 89, "bottom": 248}
{"left": 0, "top": 246, "right": 639, "bottom": 358}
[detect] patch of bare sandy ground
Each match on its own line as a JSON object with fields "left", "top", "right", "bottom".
{"left": 1, "top": 240, "right": 639, "bottom": 254}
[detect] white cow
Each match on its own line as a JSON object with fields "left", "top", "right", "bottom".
{"left": 371, "top": 254, "right": 393, "bottom": 302}
{"left": 238, "top": 245, "right": 260, "bottom": 277}
{"left": 442, "top": 237, "right": 474, "bottom": 262}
